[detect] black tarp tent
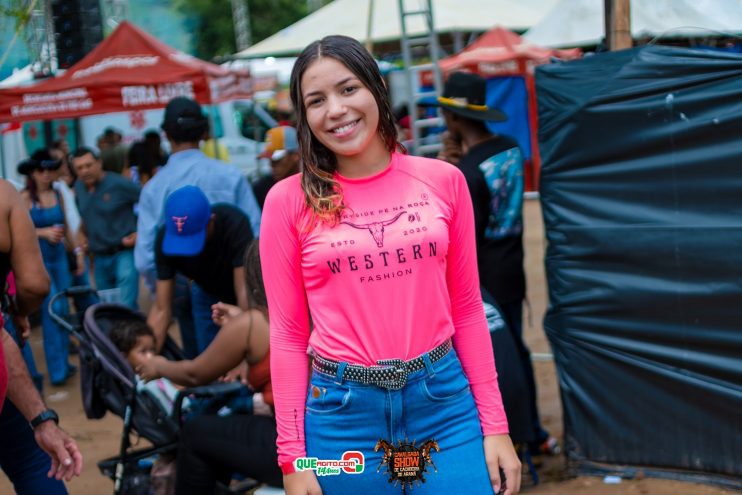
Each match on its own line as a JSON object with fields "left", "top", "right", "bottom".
{"left": 536, "top": 45, "right": 742, "bottom": 488}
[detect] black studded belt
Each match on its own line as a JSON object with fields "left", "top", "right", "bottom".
{"left": 312, "top": 339, "right": 452, "bottom": 391}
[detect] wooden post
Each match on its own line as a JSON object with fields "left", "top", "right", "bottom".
{"left": 604, "top": 0, "right": 632, "bottom": 50}
{"left": 365, "top": 0, "right": 375, "bottom": 54}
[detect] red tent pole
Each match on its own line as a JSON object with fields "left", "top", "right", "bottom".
{"left": 525, "top": 70, "right": 541, "bottom": 192}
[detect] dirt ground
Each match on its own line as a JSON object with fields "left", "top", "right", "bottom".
{"left": 1, "top": 199, "right": 736, "bottom": 494}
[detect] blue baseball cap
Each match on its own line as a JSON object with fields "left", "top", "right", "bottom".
{"left": 162, "top": 186, "right": 211, "bottom": 256}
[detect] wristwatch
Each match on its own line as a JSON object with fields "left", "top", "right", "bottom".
{"left": 30, "top": 409, "right": 59, "bottom": 429}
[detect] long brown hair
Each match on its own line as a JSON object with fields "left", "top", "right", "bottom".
{"left": 244, "top": 240, "right": 266, "bottom": 311}
{"left": 25, "top": 176, "right": 40, "bottom": 205}
{"left": 289, "top": 35, "right": 401, "bottom": 224}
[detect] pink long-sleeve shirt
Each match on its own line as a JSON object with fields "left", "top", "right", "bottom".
{"left": 260, "top": 152, "right": 509, "bottom": 467}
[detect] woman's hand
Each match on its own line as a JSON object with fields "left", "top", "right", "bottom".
{"left": 219, "top": 361, "right": 248, "bottom": 385}
{"left": 252, "top": 392, "right": 272, "bottom": 416}
{"left": 38, "top": 226, "right": 64, "bottom": 244}
{"left": 73, "top": 249, "right": 86, "bottom": 276}
{"left": 283, "top": 469, "right": 323, "bottom": 495}
{"left": 121, "top": 232, "right": 137, "bottom": 248}
{"left": 436, "top": 131, "right": 464, "bottom": 166}
{"left": 484, "top": 434, "right": 521, "bottom": 495}
{"left": 11, "top": 314, "right": 32, "bottom": 347}
{"left": 211, "top": 302, "right": 242, "bottom": 326}
{"left": 136, "top": 355, "right": 167, "bottom": 382}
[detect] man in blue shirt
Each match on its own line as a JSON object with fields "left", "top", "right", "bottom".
{"left": 134, "top": 97, "right": 261, "bottom": 358}
{"left": 73, "top": 147, "right": 140, "bottom": 309}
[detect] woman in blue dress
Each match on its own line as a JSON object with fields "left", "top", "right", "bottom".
{"left": 18, "top": 150, "right": 85, "bottom": 386}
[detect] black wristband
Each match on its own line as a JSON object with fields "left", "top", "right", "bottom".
{"left": 30, "top": 409, "right": 59, "bottom": 429}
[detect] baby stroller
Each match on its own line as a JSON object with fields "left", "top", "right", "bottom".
{"left": 49, "top": 287, "right": 249, "bottom": 495}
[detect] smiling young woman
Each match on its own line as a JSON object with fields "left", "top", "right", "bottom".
{"left": 300, "top": 57, "right": 386, "bottom": 177}
{"left": 260, "top": 35, "right": 521, "bottom": 495}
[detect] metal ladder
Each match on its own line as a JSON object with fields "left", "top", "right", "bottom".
{"left": 397, "top": 0, "right": 445, "bottom": 156}
{"left": 24, "top": 0, "right": 55, "bottom": 77}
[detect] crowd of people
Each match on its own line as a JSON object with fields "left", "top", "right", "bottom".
{"left": 0, "top": 34, "right": 562, "bottom": 495}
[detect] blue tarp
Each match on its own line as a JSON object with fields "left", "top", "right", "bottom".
{"left": 486, "top": 76, "right": 532, "bottom": 161}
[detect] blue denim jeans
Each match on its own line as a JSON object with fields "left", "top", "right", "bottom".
{"left": 190, "top": 283, "right": 220, "bottom": 354}
{"left": 173, "top": 275, "right": 198, "bottom": 359}
{"left": 3, "top": 317, "right": 43, "bottom": 392}
{"left": 41, "top": 256, "right": 72, "bottom": 385}
{"left": 305, "top": 349, "right": 496, "bottom": 494}
{"left": 70, "top": 258, "right": 98, "bottom": 313}
{"left": 0, "top": 401, "right": 68, "bottom": 494}
{"left": 93, "top": 249, "right": 139, "bottom": 309}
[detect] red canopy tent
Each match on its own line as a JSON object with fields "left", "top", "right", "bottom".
{"left": 0, "top": 21, "right": 254, "bottom": 123}
{"left": 425, "top": 27, "right": 581, "bottom": 191}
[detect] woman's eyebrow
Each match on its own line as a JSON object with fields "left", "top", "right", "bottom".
{"left": 304, "top": 77, "right": 357, "bottom": 100}
{"left": 334, "top": 77, "right": 355, "bottom": 87}
{"left": 303, "top": 89, "right": 323, "bottom": 100}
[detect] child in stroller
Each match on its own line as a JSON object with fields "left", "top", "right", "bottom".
{"left": 109, "top": 320, "right": 182, "bottom": 417}
{"left": 48, "top": 289, "right": 249, "bottom": 495}
{"left": 137, "top": 240, "right": 283, "bottom": 494}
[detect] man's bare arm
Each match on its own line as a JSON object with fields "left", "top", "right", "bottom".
{"left": 147, "top": 278, "right": 175, "bottom": 351}
{"left": 2, "top": 330, "right": 83, "bottom": 481}
{"left": 3, "top": 181, "right": 49, "bottom": 314}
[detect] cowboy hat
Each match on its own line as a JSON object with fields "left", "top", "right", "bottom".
{"left": 17, "top": 158, "right": 38, "bottom": 176}
{"left": 17, "top": 149, "right": 62, "bottom": 176}
{"left": 436, "top": 72, "right": 507, "bottom": 122}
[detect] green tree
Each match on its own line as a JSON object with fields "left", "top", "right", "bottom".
{"left": 175, "top": 0, "right": 234, "bottom": 59}
{"left": 176, "top": 0, "right": 316, "bottom": 60}
{"left": 0, "top": 0, "right": 33, "bottom": 74}
{"left": 0, "top": 0, "right": 31, "bottom": 28}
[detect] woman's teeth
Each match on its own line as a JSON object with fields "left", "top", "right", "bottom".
{"left": 333, "top": 121, "right": 357, "bottom": 134}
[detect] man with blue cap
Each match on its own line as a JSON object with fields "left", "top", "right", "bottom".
{"left": 135, "top": 96, "right": 261, "bottom": 359}
{"left": 147, "top": 186, "right": 253, "bottom": 352}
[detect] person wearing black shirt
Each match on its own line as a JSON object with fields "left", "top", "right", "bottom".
{"left": 147, "top": 186, "right": 253, "bottom": 353}
{"left": 439, "top": 72, "right": 559, "bottom": 456}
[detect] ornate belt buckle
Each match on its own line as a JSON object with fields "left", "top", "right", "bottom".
{"left": 376, "top": 358, "right": 407, "bottom": 390}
